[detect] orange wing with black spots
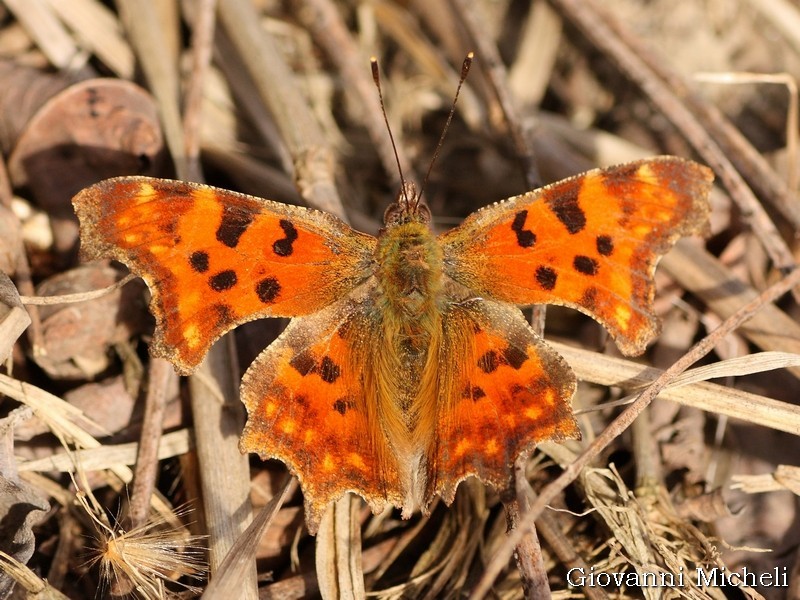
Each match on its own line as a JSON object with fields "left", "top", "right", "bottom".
{"left": 73, "top": 177, "right": 376, "bottom": 373}
{"left": 426, "top": 299, "right": 579, "bottom": 505}
{"left": 439, "top": 157, "right": 713, "bottom": 355}
{"left": 238, "top": 289, "right": 403, "bottom": 534}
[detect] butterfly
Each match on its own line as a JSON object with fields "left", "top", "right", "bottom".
{"left": 72, "top": 155, "right": 712, "bottom": 533}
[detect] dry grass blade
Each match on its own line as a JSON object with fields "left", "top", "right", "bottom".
{"left": 182, "top": 0, "right": 217, "bottom": 182}
{"left": 116, "top": 0, "right": 186, "bottom": 178}
{"left": 41, "top": 0, "right": 134, "bottom": 78}
{"left": 667, "top": 352, "right": 800, "bottom": 388}
{"left": 3, "top": 0, "right": 79, "bottom": 69}
{"left": 289, "top": 0, "right": 414, "bottom": 186}
{"left": 370, "top": 2, "right": 483, "bottom": 131}
{"left": 17, "top": 428, "right": 193, "bottom": 473}
{"left": 0, "top": 373, "right": 113, "bottom": 450}
{"left": 0, "top": 550, "right": 70, "bottom": 600}
{"left": 662, "top": 242, "right": 800, "bottom": 377}
{"left": 453, "top": 0, "right": 540, "bottom": 188}
{"left": 315, "top": 495, "right": 366, "bottom": 600}
{"left": 556, "top": 343, "right": 800, "bottom": 436}
{"left": 187, "top": 350, "right": 255, "bottom": 589}
{"left": 204, "top": 477, "right": 293, "bottom": 599}
{"left": 507, "top": 0, "right": 563, "bottom": 109}
{"left": 732, "top": 465, "right": 800, "bottom": 495}
{"left": 2, "top": 373, "right": 181, "bottom": 527}
{"left": 582, "top": 466, "right": 733, "bottom": 600}
{"left": 217, "top": 0, "right": 344, "bottom": 217}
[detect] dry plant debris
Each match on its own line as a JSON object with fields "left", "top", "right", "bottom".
{"left": 0, "top": 0, "right": 798, "bottom": 598}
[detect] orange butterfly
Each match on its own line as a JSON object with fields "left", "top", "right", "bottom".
{"left": 73, "top": 156, "right": 712, "bottom": 533}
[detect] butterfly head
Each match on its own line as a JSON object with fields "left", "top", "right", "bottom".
{"left": 383, "top": 180, "right": 431, "bottom": 227}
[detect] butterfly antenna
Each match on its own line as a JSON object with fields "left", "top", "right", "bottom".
{"left": 371, "top": 57, "right": 409, "bottom": 206}
{"left": 418, "top": 52, "right": 474, "bottom": 205}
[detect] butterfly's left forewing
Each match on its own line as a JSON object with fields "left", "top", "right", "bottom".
{"left": 439, "top": 157, "right": 712, "bottom": 355}
{"left": 74, "top": 177, "right": 376, "bottom": 373}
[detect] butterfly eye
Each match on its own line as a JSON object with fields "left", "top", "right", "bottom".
{"left": 417, "top": 203, "right": 432, "bottom": 223}
{"left": 383, "top": 202, "right": 402, "bottom": 225}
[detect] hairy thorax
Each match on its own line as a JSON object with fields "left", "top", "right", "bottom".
{"left": 375, "top": 220, "right": 443, "bottom": 342}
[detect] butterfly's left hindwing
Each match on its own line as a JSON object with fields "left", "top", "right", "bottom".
{"left": 73, "top": 177, "right": 376, "bottom": 373}
{"left": 439, "top": 157, "right": 713, "bottom": 355}
{"left": 238, "top": 289, "right": 403, "bottom": 534}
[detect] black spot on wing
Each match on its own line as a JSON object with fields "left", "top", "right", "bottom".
{"left": 511, "top": 210, "right": 536, "bottom": 248}
{"left": 216, "top": 208, "right": 254, "bottom": 248}
{"left": 333, "top": 397, "right": 355, "bottom": 415}
{"left": 289, "top": 352, "right": 341, "bottom": 383}
{"left": 535, "top": 266, "right": 557, "bottom": 291}
{"left": 273, "top": 219, "right": 299, "bottom": 257}
{"left": 547, "top": 186, "right": 586, "bottom": 234}
{"left": 209, "top": 270, "right": 237, "bottom": 291}
{"left": 256, "top": 277, "right": 281, "bottom": 303}
{"left": 478, "top": 350, "right": 499, "bottom": 373}
{"left": 318, "top": 356, "right": 341, "bottom": 383}
{"left": 462, "top": 385, "right": 486, "bottom": 401}
{"left": 502, "top": 346, "right": 528, "bottom": 370}
{"left": 290, "top": 351, "right": 316, "bottom": 376}
{"left": 573, "top": 255, "right": 599, "bottom": 276}
{"left": 596, "top": 235, "right": 614, "bottom": 256}
{"left": 189, "top": 251, "right": 209, "bottom": 273}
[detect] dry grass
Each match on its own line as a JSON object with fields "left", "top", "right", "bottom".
{"left": 0, "top": 0, "right": 799, "bottom": 598}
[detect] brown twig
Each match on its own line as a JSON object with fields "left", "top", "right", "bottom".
{"left": 127, "top": 358, "right": 175, "bottom": 530}
{"left": 183, "top": 0, "right": 218, "bottom": 183}
{"left": 506, "top": 465, "right": 551, "bottom": 598}
{"left": 472, "top": 257, "right": 800, "bottom": 598}
{"left": 290, "top": 0, "right": 413, "bottom": 187}
{"left": 19, "top": 274, "right": 136, "bottom": 305}
{"left": 534, "top": 509, "right": 609, "bottom": 600}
